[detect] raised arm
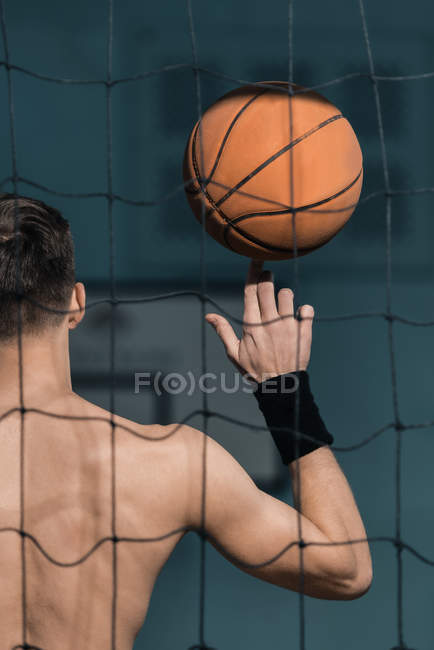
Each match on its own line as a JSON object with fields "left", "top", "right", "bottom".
{"left": 183, "top": 261, "right": 371, "bottom": 600}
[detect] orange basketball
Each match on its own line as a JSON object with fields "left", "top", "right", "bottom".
{"left": 183, "top": 82, "right": 363, "bottom": 260}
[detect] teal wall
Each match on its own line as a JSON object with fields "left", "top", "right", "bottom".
{"left": 1, "top": 0, "right": 433, "bottom": 648}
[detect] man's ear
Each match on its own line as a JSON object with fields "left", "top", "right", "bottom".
{"left": 68, "top": 282, "right": 86, "bottom": 330}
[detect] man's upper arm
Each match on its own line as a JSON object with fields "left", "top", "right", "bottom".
{"left": 182, "top": 425, "right": 351, "bottom": 598}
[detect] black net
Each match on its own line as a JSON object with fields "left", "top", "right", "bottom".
{"left": 0, "top": 0, "right": 433, "bottom": 649}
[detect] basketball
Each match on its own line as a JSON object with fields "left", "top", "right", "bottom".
{"left": 183, "top": 82, "right": 363, "bottom": 260}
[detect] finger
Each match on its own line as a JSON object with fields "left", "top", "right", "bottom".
{"left": 257, "top": 270, "right": 279, "bottom": 321}
{"left": 277, "top": 288, "right": 294, "bottom": 318}
{"left": 205, "top": 314, "right": 240, "bottom": 361}
{"left": 297, "top": 304, "right": 314, "bottom": 338}
{"left": 243, "top": 260, "right": 263, "bottom": 325}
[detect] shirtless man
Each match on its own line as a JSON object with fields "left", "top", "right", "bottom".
{"left": 0, "top": 194, "right": 371, "bottom": 650}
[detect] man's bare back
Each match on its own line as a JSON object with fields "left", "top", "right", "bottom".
{"left": 0, "top": 391, "right": 191, "bottom": 649}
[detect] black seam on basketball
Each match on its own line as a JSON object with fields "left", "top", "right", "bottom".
{"left": 191, "top": 143, "right": 271, "bottom": 252}
{"left": 186, "top": 89, "right": 268, "bottom": 196}
{"left": 223, "top": 218, "right": 314, "bottom": 253}
{"left": 223, "top": 168, "right": 362, "bottom": 253}
{"left": 223, "top": 219, "right": 236, "bottom": 251}
{"left": 205, "top": 89, "right": 269, "bottom": 186}
{"left": 230, "top": 168, "right": 363, "bottom": 226}
{"left": 215, "top": 113, "right": 343, "bottom": 208}
{"left": 192, "top": 133, "right": 307, "bottom": 254}
{"left": 185, "top": 123, "right": 201, "bottom": 195}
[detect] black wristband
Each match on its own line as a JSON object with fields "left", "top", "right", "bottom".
{"left": 253, "top": 371, "right": 334, "bottom": 465}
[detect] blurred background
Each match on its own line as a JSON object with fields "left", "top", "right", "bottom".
{"left": 0, "top": 0, "right": 433, "bottom": 648}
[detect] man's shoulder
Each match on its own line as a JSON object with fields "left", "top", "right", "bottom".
{"left": 73, "top": 394, "right": 201, "bottom": 457}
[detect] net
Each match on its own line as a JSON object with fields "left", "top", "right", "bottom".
{"left": 0, "top": 0, "right": 433, "bottom": 649}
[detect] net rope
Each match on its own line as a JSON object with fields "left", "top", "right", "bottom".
{"left": 0, "top": 0, "right": 431, "bottom": 648}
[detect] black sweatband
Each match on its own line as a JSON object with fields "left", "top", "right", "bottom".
{"left": 253, "top": 371, "right": 334, "bottom": 465}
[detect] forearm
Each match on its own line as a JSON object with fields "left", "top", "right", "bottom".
{"left": 289, "top": 446, "right": 371, "bottom": 583}
{"left": 254, "top": 370, "right": 372, "bottom": 589}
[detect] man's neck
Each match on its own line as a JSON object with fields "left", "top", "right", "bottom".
{"left": 0, "top": 328, "right": 72, "bottom": 408}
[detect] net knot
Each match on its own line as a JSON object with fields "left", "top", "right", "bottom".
{"left": 395, "top": 420, "right": 405, "bottom": 432}
{"left": 112, "top": 535, "right": 119, "bottom": 544}
{"left": 196, "top": 528, "right": 208, "bottom": 542}
{"left": 298, "top": 538, "right": 307, "bottom": 549}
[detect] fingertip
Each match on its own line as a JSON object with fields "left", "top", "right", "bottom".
{"left": 278, "top": 287, "right": 294, "bottom": 298}
{"left": 298, "top": 304, "right": 315, "bottom": 320}
{"left": 205, "top": 313, "right": 217, "bottom": 325}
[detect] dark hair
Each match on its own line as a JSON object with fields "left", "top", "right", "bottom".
{"left": 0, "top": 193, "right": 75, "bottom": 340}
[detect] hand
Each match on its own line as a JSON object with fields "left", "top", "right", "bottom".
{"left": 205, "top": 261, "right": 314, "bottom": 383}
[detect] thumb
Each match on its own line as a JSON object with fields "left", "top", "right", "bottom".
{"left": 205, "top": 313, "right": 239, "bottom": 361}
